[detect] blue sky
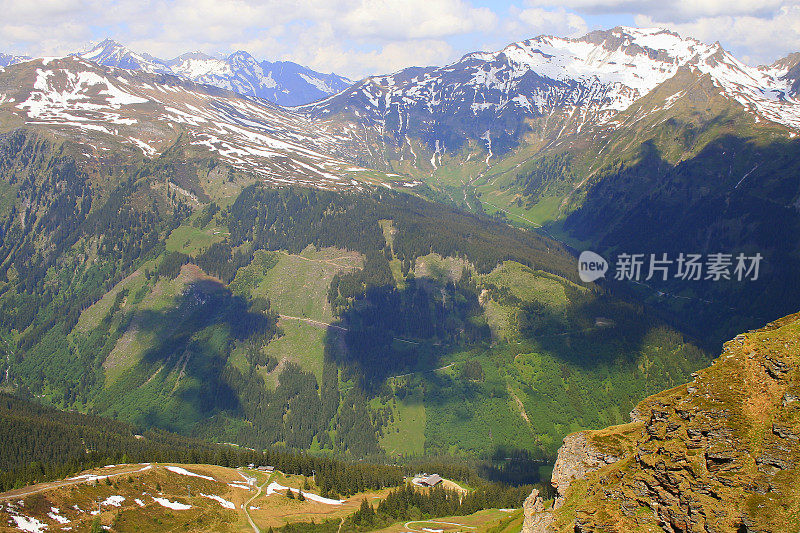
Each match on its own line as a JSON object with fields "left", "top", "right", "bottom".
{"left": 2, "top": 1, "right": 798, "bottom": 78}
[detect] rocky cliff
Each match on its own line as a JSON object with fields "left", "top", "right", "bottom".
{"left": 524, "top": 312, "right": 800, "bottom": 532}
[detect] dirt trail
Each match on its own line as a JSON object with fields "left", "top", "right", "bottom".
{"left": 0, "top": 464, "right": 152, "bottom": 501}
{"left": 243, "top": 473, "right": 273, "bottom": 533}
{"left": 278, "top": 315, "right": 348, "bottom": 331}
{"left": 277, "top": 251, "right": 359, "bottom": 270}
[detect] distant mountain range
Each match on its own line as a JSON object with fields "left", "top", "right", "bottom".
{"left": 78, "top": 39, "right": 352, "bottom": 106}
{"left": 0, "top": 53, "right": 30, "bottom": 67}
{"left": 0, "top": 39, "right": 351, "bottom": 106}
{"left": 301, "top": 26, "right": 800, "bottom": 159}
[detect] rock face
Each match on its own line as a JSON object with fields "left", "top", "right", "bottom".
{"left": 549, "top": 431, "right": 623, "bottom": 509}
{"left": 522, "top": 430, "right": 626, "bottom": 532}
{"left": 524, "top": 312, "right": 800, "bottom": 532}
{"left": 522, "top": 489, "right": 553, "bottom": 533}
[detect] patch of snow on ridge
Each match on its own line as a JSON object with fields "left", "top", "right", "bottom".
{"left": 265, "top": 481, "right": 288, "bottom": 495}
{"left": 18, "top": 68, "right": 148, "bottom": 122}
{"left": 299, "top": 73, "right": 332, "bottom": 93}
{"left": 102, "top": 496, "right": 125, "bottom": 507}
{"left": 690, "top": 47, "right": 800, "bottom": 129}
{"left": 47, "top": 508, "right": 69, "bottom": 524}
{"left": 200, "top": 494, "right": 235, "bottom": 509}
{"left": 153, "top": 497, "right": 191, "bottom": 510}
{"left": 302, "top": 492, "right": 344, "bottom": 505}
{"left": 165, "top": 466, "right": 215, "bottom": 481}
{"left": 171, "top": 57, "right": 231, "bottom": 79}
{"left": 262, "top": 481, "right": 343, "bottom": 504}
{"left": 10, "top": 516, "right": 47, "bottom": 533}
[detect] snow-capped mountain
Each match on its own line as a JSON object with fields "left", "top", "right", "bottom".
{"left": 165, "top": 50, "right": 352, "bottom": 106}
{"left": 78, "top": 38, "right": 172, "bottom": 74}
{"left": 0, "top": 56, "right": 390, "bottom": 190}
{"left": 0, "top": 53, "right": 30, "bottom": 68}
{"left": 763, "top": 52, "right": 800, "bottom": 98}
{"left": 76, "top": 40, "right": 351, "bottom": 106}
{"left": 300, "top": 27, "right": 800, "bottom": 158}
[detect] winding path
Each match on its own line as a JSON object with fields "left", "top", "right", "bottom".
{"left": 243, "top": 472, "right": 273, "bottom": 533}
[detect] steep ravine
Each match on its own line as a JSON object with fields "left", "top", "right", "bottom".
{"left": 524, "top": 312, "right": 800, "bottom": 532}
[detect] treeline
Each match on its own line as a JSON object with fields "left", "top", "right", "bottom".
{"left": 0, "top": 393, "right": 402, "bottom": 495}
{"left": 155, "top": 242, "right": 252, "bottom": 283}
{"left": 226, "top": 185, "right": 581, "bottom": 281}
{"left": 513, "top": 152, "right": 575, "bottom": 205}
{"left": 278, "top": 482, "right": 536, "bottom": 533}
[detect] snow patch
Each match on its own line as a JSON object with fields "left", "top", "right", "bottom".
{"left": 302, "top": 492, "right": 344, "bottom": 505}
{"left": 299, "top": 73, "right": 333, "bottom": 94}
{"left": 152, "top": 497, "right": 191, "bottom": 510}
{"left": 199, "top": 493, "right": 235, "bottom": 509}
{"left": 10, "top": 516, "right": 47, "bottom": 533}
{"left": 263, "top": 482, "right": 343, "bottom": 504}
{"left": 101, "top": 496, "right": 125, "bottom": 507}
{"left": 165, "top": 466, "right": 215, "bottom": 481}
{"left": 47, "top": 508, "right": 69, "bottom": 524}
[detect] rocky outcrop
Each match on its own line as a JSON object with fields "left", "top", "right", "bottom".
{"left": 521, "top": 489, "right": 554, "bottom": 533}
{"left": 523, "top": 311, "right": 800, "bottom": 532}
{"left": 549, "top": 431, "right": 622, "bottom": 508}
{"left": 522, "top": 429, "right": 626, "bottom": 532}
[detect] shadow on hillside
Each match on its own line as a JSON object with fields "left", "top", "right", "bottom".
{"left": 324, "top": 266, "right": 690, "bottom": 391}
{"left": 326, "top": 276, "right": 490, "bottom": 392}
{"left": 99, "top": 278, "right": 275, "bottom": 432}
{"left": 557, "top": 135, "right": 800, "bottom": 347}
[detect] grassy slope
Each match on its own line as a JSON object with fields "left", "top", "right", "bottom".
{"left": 76, "top": 207, "right": 708, "bottom": 459}
{"left": 0, "top": 463, "right": 394, "bottom": 533}
{"left": 412, "top": 257, "right": 707, "bottom": 456}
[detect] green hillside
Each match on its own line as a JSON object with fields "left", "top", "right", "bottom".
{"left": 0, "top": 131, "right": 711, "bottom": 466}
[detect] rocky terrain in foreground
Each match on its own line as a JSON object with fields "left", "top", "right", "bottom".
{"left": 523, "top": 311, "right": 800, "bottom": 532}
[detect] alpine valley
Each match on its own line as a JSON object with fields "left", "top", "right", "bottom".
{"left": 0, "top": 24, "right": 799, "bottom": 532}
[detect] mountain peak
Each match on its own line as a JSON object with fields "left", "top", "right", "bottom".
{"left": 78, "top": 39, "right": 170, "bottom": 74}
{"left": 81, "top": 38, "right": 126, "bottom": 58}
{"left": 97, "top": 37, "right": 121, "bottom": 47}
{"left": 174, "top": 51, "right": 214, "bottom": 61}
{"left": 228, "top": 50, "right": 256, "bottom": 60}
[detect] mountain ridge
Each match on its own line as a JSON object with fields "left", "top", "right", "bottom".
{"left": 73, "top": 38, "right": 352, "bottom": 106}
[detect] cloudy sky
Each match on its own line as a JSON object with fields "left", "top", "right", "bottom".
{"left": 2, "top": 0, "right": 799, "bottom": 78}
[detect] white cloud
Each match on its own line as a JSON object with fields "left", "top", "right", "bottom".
{"left": 260, "top": 21, "right": 455, "bottom": 78}
{"left": 507, "top": 7, "right": 588, "bottom": 38}
{"left": 323, "top": 40, "right": 455, "bottom": 78}
{"left": 0, "top": 0, "right": 483, "bottom": 77}
{"left": 634, "top": 4, "right": 800, "bottom": 65}
{"left": 341, "top": 0, "right": 497, "bottom": 40}
{"left": 522, "top": 0, "right": 789, "bottom": 22}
